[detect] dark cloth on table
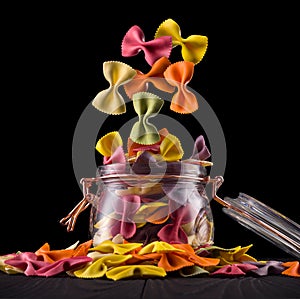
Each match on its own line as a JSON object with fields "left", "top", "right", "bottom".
{"left": 1, "top": 272, "right": 299, "bottom": 299}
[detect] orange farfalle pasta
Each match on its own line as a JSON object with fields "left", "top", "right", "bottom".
{"left": 35, "top": 240, "right": 92, "bottom": 263}
{"left": 92, "top": 61, "right": 136, "bottom": 115}
{"left": 127, "top": 241, "right": 219, "bottom": 272}
{"left": 172, "top": 243, "right": 220, "bottom": 268}
{"left": 124, "top": 57, "right": 175, "bottom": 99}
{"left": 164, "top": 61, "right": 198, "bottom": 114}
{"left": 281, "top": 261, "right": 300, "bottom": 277}
{"left": 155, "top": 18, "right": 208, "bottom": 65}
{"left": 128, "top": 251, "right": 193, "bottom": 272}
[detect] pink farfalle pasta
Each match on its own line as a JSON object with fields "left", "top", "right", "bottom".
{"left": 95, "top": 131, "right": 126, "bottom": 165}
{"left": 190, "top": 135, "right": 211, "bottom": 161}
{"left": 34, "top": 256, "right": 93, "bottom": 277}
{"left": 110, "top": 194, "right": 141, "bottom": 239}
{"left": 157, "top": 199, "right": 200, "bottom": 244}
{"left": 4, "top": 250, "right": 92, "bottom": 277}
{"left": 121, "top": 25, "right": 172, "bottom": 66}
{"left": 243, "top": 260, "right": 286, "bottom": 276}
{"left": 4, "top": 252, "right": 49, "bottom": 276}
{"left": 210, "top": 263, "right": 258, "bottom": 277}
{"left": 0, "top": 253, "right": 23, "bottom": 274}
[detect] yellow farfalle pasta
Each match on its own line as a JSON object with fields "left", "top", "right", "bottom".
{"left": 95, "top": 131, "right": 123, "bottom": 157}
{"left": 106, "top": 264, "right": 167, "bottom": 280}
{"left": 138, "top": 241, "right": 185, "bottom": 255}
{"left": 89, "top": 240, "right": 142, "bottom": 255}
{"left": 133, "top": 202, "right": 169, "bottom": 225}
{"left": 92, "top": 61, "right": 136, "bottom": 115}
{"left": 159, "top": 133, "right": 184, "bottom": 161}
{"left": 73, "top": 254, "right": 132, "bottom": 279}
{"left": 155, "top": 19, "right": 208, "bottom": 65}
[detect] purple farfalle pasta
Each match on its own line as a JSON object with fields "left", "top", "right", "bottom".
{"left": 190, "top": 135, "right": 211, "bottom": 161}
{"left": 243, "top": 260, "right": 285, "bottom": 276}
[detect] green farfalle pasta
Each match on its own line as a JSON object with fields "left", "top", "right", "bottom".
{"left": 129, "top": 92, "right": 164, "bottom": 145}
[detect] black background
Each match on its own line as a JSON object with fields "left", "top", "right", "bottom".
{"left": 1, "top": 9, "right": 299, "bottom": 261}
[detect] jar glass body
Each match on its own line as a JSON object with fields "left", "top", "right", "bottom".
{"left": 89, "top": 162, "right": 214, "bottom": 249}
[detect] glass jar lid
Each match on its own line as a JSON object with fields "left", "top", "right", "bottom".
{"left": 221, "top": 193, "right": 300, "bottom": 259}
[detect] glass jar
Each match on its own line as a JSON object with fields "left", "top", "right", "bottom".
{"left": 86, "top": 161, "right": 216, "bottom": 249}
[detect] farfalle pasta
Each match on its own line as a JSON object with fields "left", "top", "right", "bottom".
{"left": 155, "top": 18, "right": 208, "bottom": 65}
{"left": 129, "top": 92, "right": 164, "bottom": 145}
{"left": 2, "top": 240, "right": 299, "bottom": 280}
{"left": 124, "top": 56, "right": 175, "bottom": 98}
{"left": 37, "top": 18, "right": 300, "bottom": 283}
{"left": 121, "top": 25, "right": 172, "bottom": 66}
{"left": 163, "top": 61, "right": 198, "bottom": 114}
{"left": 92, "top": 61, "right": 136, "bottom": 115}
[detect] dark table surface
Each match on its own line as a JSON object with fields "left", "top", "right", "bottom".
{"left": 1, "top": 270, "right": 300, "bottom": 299}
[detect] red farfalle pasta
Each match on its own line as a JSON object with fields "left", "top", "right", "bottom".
{"left": 4, "top": 252, "right": 92, "bottom": 277}
{"left": 210, "top": 263, "right": 258, "bottom": 277}
{"left": 157, "top": 199, "right": 200, "bottom": 244}
{"left": 121, "top": 25, "right": 172, "bottom": 66}
{"left": 127, "top": 128, "right": 169, "bottom": 158}
{"left": 110, "top": 195, "right": 141, "bottom": 239}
